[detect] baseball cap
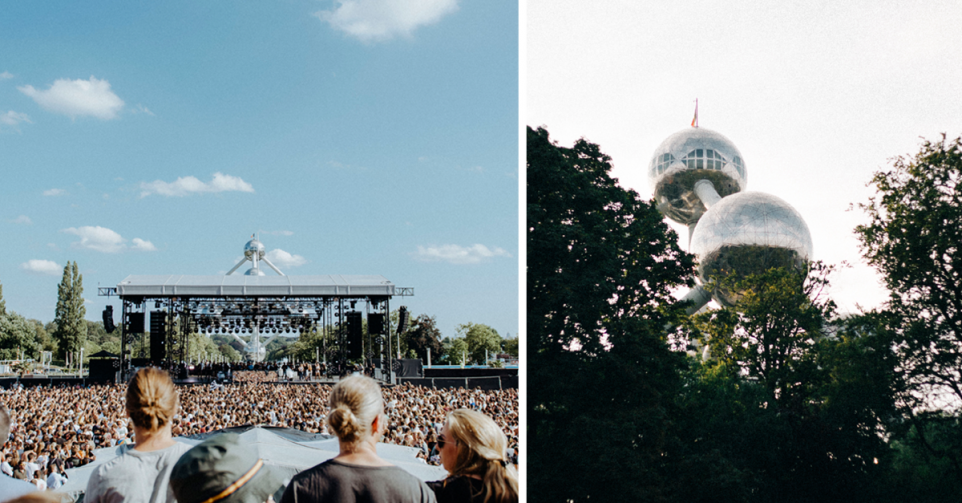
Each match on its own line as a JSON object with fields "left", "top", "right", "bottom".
{"left": 169, "top": 433, "right": 287, "bottom": 503}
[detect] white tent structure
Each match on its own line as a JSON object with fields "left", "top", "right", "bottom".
{"left": 60, "top": 426, "right": 446, "bottom": 500}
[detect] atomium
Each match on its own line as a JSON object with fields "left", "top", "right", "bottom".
{"left": 244, "top": 238, "right": 266, "bottom": 260}
{"left": 648, "top": 123, "right": 813, "bottom": 313}
{"left": 690, "top": 191, "right": 813, "bottom": 307}
{"left": 648, "top": 127, "right": 747, "bottom": 225}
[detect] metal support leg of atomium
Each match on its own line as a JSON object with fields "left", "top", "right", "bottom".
{"left": 222, "top": 236, "right": 288, "bottom": 362}
{"left": 647, "top": 125, "right": 814, "bottom": 316}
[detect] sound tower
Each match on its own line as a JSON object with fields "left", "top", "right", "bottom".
{"left": 102, "top": 306, "right": 116, "bottom": 333}
{"left": 346, "top": 312, "right": 362, "bottom": 360}
{"left": 397, "top": 306, "right": 410, "bottom": 334}
{"left": 367, "top": 313, "right": 385, "bottom": 335}
{"left": 150, "top": 311, "right": 167, "bottom": 364}
{"left": 125, "top": 312, "right": 145, "bottom": 334}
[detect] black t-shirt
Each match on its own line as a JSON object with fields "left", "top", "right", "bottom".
{"left": 427, "top": 476, "right": 485, "bottom": 503}
{"left": 280, "top": 459, "right": 436, "bottom": 503}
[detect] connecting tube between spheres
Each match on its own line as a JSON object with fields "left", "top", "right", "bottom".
{"left": 681, "top": 285, "right": 712, "bottom": 315}
{"left": 693, "top": 179, "right": 722, "bottom": 209}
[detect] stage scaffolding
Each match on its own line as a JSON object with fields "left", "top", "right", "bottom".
{"left": 99, "top": 275, "right": 413, "bottom": 385}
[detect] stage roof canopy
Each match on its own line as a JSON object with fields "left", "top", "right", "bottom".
{"left": 115, "top": 274, "right": 395, "bottom": 298}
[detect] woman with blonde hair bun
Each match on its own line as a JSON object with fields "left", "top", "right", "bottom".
{"left": 429, "top": 409, "right": 518, "bottom": 503}
{"left": 281, "top": 375, "right": 436, "bottom": 503}
{"left": 85, "top": 368, "right": 192, "bottom": 503}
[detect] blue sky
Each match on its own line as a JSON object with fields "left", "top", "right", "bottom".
{"left": 1, "top": 0, "right": 519, "bottom": 340}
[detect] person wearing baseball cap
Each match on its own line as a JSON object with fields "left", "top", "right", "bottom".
{"left": 169, "top": 433, "right": 287, "bottom": 503}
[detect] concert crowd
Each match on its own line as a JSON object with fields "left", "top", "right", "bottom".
{"left": 0, "top": 379, "right": 519, "bottom": 492}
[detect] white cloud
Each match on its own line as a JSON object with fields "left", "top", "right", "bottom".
{"left": 0, "top": 71, "right": 13, "bottom": 80}
{"left": 131, "top": 238, "right": 157, "bottom": 251}
{"left": 262, "top": 230, "right": 294, "bottom": 236}
{"left": 134, "top": 104, "right": 154, "bottom": 116}
{"left": 43, "top": 188, "right": 66, "bottom": 196}
{"left": 266, "top": 249, "right": 307, "bottom": 268}
{"left": 20, "top": 259, "right": 61, "bottom": 276}
{"left": 11, "top": 215, "right": 32, "bottom": 224}
{"left": 61, "top": 226, "right": 155, "bottom": 254}
{"left": 414, "top": 244, "right": 510, "bottom": 264}
{"left": 140, "top": 172, "right": 254, "bottom": 197}
{"left": 1, "top": 111, "right": 31, "bottom": 127}
{"left": 315, "top": 0, "right": 458, "bottom": 43}
{"left": 18, "top": 76, "right": 125, "bottom": 120}
{"left": 63, "top": 226, "right": 125, "bottom": 253}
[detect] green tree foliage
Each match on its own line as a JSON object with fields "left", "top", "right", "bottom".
{"left": 527, "top": 126, "right": 695, "bottom": 501}
{"left": 403, "top": 314, "right": 444, "bottom": 364}
{"left": 444, "top": 337, "right": 468, "bottom": 365}
{"left": 52, "top": 261, "right": 87, "bottom": 360}
{"left": 218, "top": 343, "right": 241, "bottom": 362}
{"left": 501, "top": 336, "right": 518, "bottom": 357}
{"left": 686, "top": 265, "right": 898, "bottom": 502}
{"left": 855, "top": 134, "right": 962, "bottom": 483}
{"left": 457, "top": 322, "right": 501, "bottom": 364}
{"left": 189, "top": 331, "right": 224, "bottom": 362}
{"left": 0, "top": 280, "right": 6, "bottom": 317}
{"left": 697, "top": 262, "right": 835, "bottom": 408}
{"left": 0, "top": 311, "right": 42, "bottom": 360}
{"left": 29, "top": 319, "right": 56, "bottom": 354}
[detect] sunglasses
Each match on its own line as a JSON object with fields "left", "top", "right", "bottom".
{"left": 437, "top": 434, "right": 455, "bottom": 449}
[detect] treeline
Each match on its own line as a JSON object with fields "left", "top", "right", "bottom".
{"left": 528, "top": 127, "right": 962, "bottom": 503}
{"left": 267, "top": 313, "right": 518, "bottom": 365}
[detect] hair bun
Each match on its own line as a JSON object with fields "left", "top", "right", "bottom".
{"left": 328, "top": 405, "right": 360, "bottom": 441}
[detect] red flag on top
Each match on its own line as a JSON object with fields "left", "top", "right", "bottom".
{"left": 691, "top": 98, "right": 699, "bottom": 127}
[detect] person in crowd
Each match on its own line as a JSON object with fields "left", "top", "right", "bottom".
{"left": 280, "top": 375, "right": 436, "bottom": 503}
{"left": 169, "top": 432, "right": 287, "bottom": 503}
{"left": 84, "top": 368, "right": 192, "bottom": 503}
{"left": 0, "top": 405, "right": 36, "bottom": 501}
{"left": 428, "top": 409, "right": 518, "bottom": 503}
{"left": 45, "top": 462, "right": 67, "bottom": 491}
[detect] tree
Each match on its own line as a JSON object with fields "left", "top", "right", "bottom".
{"left": 527, "top": 126, "right": 695, "bottom": 501}
{"left": 696, "top": 262, "right": 835, "bottom": 408}
{"left": 502, "top": 336, "right": 518, "bottom": 357}
{"left": 446, "top": 338, "right": 468, "bottom": 366}
{"left": 855, "top": 134, "right": 962, "bottom": 482}
{"left": 52, "top": 261, "right": 86, "bottom": 361}
{"left": 403, "top": 314, "right": 444, "bottom": 364}
{"left": 0, "top": 280, "right": 6, "bottom": 317}
{"left": 0, "top": 311, "right": 41, "bottom": 360}
{"left": 457, "top": 322, "right": 501, "bottom": 364}
{"left": 218, "top": 343, "right": 241, "bottom": 362}
{"left": 687, "top": 265, "right": 897, "bottom": 502}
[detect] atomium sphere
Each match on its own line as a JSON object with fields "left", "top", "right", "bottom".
{"left": 244, "top": 238, "right": 265, "bottom": 260}
{"left": 690, "top": 191, "right": 813, "bottom": 307}
{"left": 649, "top": 127, "right": 748, "bottom": 224}
{"left": 244, "top": 267, "right": 266, "bottom": 276}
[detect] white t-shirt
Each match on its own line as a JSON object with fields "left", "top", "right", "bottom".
{"left": 46, "top": 471, "right": 67, "bottom": 490}
{"left": 85, "top": 442, "right": 192, "bottom": 503}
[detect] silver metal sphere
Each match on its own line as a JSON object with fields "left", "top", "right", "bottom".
{"left": 648, "top": 127, "right": 748, "bottom": 224}
{"left": 690, "top": 191, "right": 813, "bottom": 307}
{"left": 244, "top": 267, "right": 266, "bottom": 276}
{"left": 244, "top": 239, "right": 265, "bottom": 260}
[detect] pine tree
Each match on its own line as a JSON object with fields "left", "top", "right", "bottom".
{"left": 53, "top": 261, "right": 87, "bottom": 360}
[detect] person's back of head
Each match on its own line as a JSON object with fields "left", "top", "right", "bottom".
{"left": 446, "top": 409, "right": 518, "bottom": 503}
{"left": 126, "top": 368, "right": 178, "bottom": 432}
{"left": 326, "top": 375, "right": 383, "bottom": 447}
